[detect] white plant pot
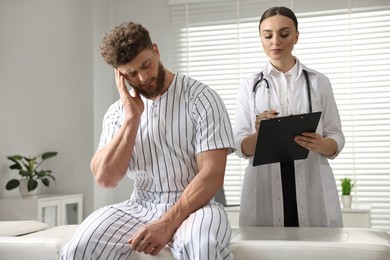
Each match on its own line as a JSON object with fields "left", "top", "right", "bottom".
{"left": 341, "top": 195, "right": 353, "bottom": 209}
{"left": 18, "top": 179, "right": 37, "bottom": 197}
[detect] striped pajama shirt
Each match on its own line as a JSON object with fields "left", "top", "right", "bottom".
{"left": 60, "top": 73, "right": 235, "bottom": 260}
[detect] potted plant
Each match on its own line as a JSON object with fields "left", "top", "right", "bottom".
{"left": 340, "top": 177, "right": 354, "bottom": 208}
{"left": 5, "top": 151, "right": 58, "bottom": 196}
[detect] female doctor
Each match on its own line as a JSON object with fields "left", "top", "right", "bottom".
{"left": 234, "top": 6, "right": 345, "bottom": 227}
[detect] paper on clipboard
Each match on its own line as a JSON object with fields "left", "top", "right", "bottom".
{"left": 253, "top": 112, "right": 322, "bottom": 166}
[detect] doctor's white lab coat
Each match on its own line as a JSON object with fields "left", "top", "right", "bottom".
{"left": 234, "top": 60, "right": 345, "bottom": 227}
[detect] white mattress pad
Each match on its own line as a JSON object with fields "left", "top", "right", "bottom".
{"left": 0, "top": 225, "right": 388, "bottom": 260}
{"left": 228, "top": 226, "right": 390, "bottom": 260}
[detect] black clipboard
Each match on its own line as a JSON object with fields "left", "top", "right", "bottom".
{"left": 253, "top": 112, "right": 322, "bottom": 166}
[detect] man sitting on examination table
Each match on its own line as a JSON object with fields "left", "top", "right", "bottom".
{"left": 60, "top": 21, "right": 235, "bottom": 260}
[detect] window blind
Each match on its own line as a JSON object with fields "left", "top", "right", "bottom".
{"left": 170, "top": 0, "right": 390, "bottom": 231}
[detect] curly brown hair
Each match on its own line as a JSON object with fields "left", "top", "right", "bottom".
{"left": 99, "top": 22, "right": 153, "bottom": 68}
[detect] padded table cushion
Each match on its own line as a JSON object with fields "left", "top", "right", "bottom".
{"left": 0, "top": 225, "right": 389, "bottom": 260}
{"left": 229, "top": 226, "right": 390, "bottom": 260}
{"left": 0, "top": 220, "right": 48, "bottom": 237}
{"left": 0, "top": 225, "right": 77, "bottom": 260}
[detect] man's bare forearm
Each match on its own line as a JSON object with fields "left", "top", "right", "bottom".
{"left": 160, "top": 149, "right": 228, "bottom": 228}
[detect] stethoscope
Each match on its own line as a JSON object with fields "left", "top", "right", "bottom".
{"left": 252, "top": 69, "right": 312, "bottom": 115}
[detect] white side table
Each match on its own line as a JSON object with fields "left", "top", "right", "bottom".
{"left": 226, "top": 206, "right": 371, "bottom": 228}
{"left": 225, "top": 206, "right": 240, "bottom": 226}
{"left": 0, "top": 194, "right": 83, "bottom": 227}
{"left": 342, "top": 208, "right": 371, "bottom": 228}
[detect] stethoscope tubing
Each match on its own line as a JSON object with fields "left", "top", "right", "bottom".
{"left": 252, "top": 70, "right": 312, "bottom": 114}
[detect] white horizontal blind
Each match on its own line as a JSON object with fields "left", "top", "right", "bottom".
{"left": 170, "top": 0, "right": 390, "bottom": 231}
{"left": 170, "top": 1, "right": 246, "bottom": 204}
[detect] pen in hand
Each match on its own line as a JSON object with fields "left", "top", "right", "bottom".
{"left": 256, "top": 110, "right": 279, "bottom": 117}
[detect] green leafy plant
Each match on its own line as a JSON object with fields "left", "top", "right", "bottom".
{"left": 340, "top": 177, "right": 354, "bottom": 196}
{"left": 5, "top": 152, "right": 58, "bottom": 192}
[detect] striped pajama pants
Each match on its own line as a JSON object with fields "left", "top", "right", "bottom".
{"left": 60, "top": 199, "right": 233, "bottom": 260}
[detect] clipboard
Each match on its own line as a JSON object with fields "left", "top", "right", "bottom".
{"left": 253, "top": 112, "right": 322, "bottom": 166}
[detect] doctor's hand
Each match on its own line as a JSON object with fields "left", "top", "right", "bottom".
{"left": 294, "top": 132, "right": 322, "bottom": 152}
{"left": 115, "top": 69, "right": 144, "bottom": 120}
{"left": 295, "top": 132, "right": 339, "bottom": 157}
{"left": 255, "top": 109, "right": 279, "bottom": 131}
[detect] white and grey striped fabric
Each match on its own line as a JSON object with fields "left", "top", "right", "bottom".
{"left": 61, "top": 73, "right": 235, "bottom": 260}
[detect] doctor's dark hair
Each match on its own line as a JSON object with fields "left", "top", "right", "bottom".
{"left": 99, "top": 22, "right": 153, "bottom": 68}
{"left": 259, "top": 6, "right": 298, "bottom": 32}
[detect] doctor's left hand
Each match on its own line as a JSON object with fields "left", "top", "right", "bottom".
{"left": 294, "top": 132, "right": 322, "bottom": 152}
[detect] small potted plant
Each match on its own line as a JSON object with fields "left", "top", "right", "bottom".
{"left": 5, "top": 151, "right": 58, "bottom": 196}
{"left": 340, "top": 177, "right": 354, "bottom": 208}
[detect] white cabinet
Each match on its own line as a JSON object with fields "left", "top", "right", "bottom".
{"left": 225, "top": 206, "right": 240, "bottom": 226}
{"left": 342, "top": 208, "right": 371, "bottom": 228}
{"left": 0, "top": 194, "right": 83, "bottom": 227}
{"left": 225, "top": 206, "right": 371, "bottom": 228}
